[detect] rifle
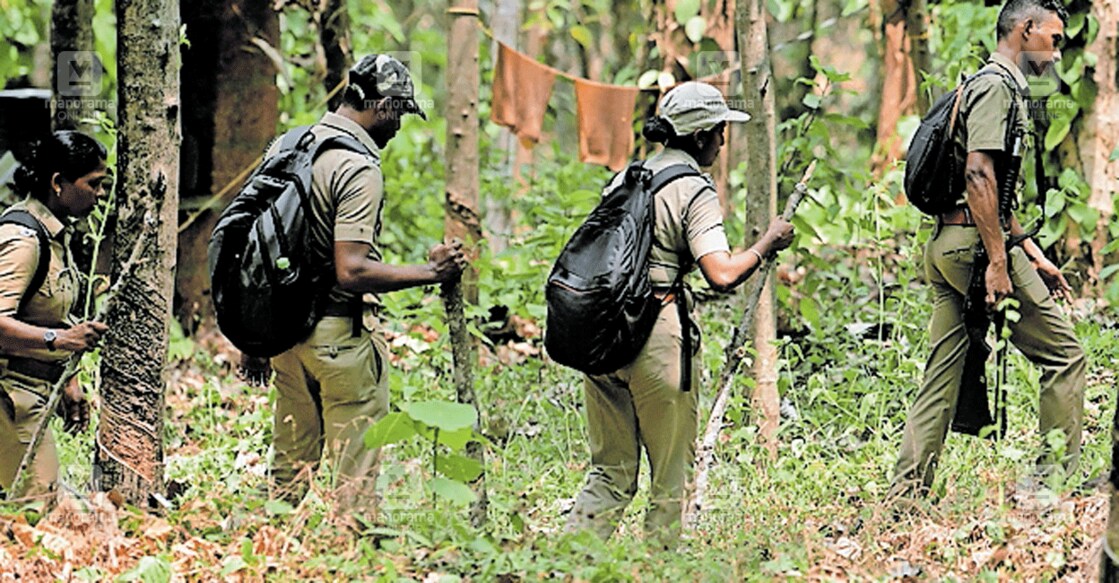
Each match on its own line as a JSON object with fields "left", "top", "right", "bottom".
{"left": 950, "top": 119, "right": 1027, "bottom": 440}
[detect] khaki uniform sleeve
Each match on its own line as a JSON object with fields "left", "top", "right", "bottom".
{"left": 325, "top": 152, "right": 383, "bottom": 244}
{"left": 683, "top": 184, "right": 730, "bottom": 261}
{"left": 0, "top": 225, "right": 39, "bottom": 317}
{"left": 964, "top": 78, "right": 1014, "bottom": 153}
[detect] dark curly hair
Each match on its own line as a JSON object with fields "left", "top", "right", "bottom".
{"left": 9, "top": 131, "right": 107, "bottom": 202}
{"left": 996, "top": 0, "right": 1070, "bottom": 39}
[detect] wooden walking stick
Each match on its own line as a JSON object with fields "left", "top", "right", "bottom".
{"left": 9, "top": 213, "right": 152, "bottom": 500}
{"left": 684, "top": 161, "right": 816, "bottom": 529}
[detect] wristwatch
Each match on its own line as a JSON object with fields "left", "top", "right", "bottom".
{"left": 44, "top": 329, "right": 57, "bottom": 351}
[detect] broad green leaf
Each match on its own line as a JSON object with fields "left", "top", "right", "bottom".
{"left": 1044, "top": 191, "right": 1064, "bottom": 217}
{"left": 674, "top": 0, "right": 700, "bottom": 24}
{"left": 570, "top": 25, "right": 592, "bottom": 49}
{"left": 1066, "top": 12, "right": 1086, "bottom": 37}
{"left": 657, "top": 71, "right": 676, "bottom": 91}
{"left": 429, "top": 477, "right": 477, "bottom": 505}
{"left": 437, "top": 426, "right": 476, "bottom": 451}
{"left": 436, "top": 453, "right": 484, "bottom": 482}
{"left": 1102, "top": 238, "right": 1119, "bottom": 255}
{"left": 403, "top": 400, "right": 477, "bottom": 432}
{"left": 802, "top": 93, "right": 821, "bottom": 110}
{"left": 264, "top": 499, "right": 293, "bottom": 516}
{"left": 685, "top": 16, "right": 706, "bottom": 43}
{"left": 1066, "top": 203, "right": 1098, "bottom": 229}
{"left": 364, "top": 412, "right": 418, "bottom": 449}
{"left": 220, "top": 557, "right": 247, "bottom": 578}
{"left": 798, "top": 297, "right": 820, "bottom": 328}
{"left": 1110, "top": 146, "right": 1119, "bottom": 163}
{"left": 116, "top": 556, "right": 172, "bottom": 583}
{"left": 1100, "top": 263, "right": 1119, "bottom": 280}
{"left": 637, "top": 69, "right": 660, "bottom": 90}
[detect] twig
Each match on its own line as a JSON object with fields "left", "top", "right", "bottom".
{"left": 684, "top": 161, "right": 817, "bottom": 530}
{"left": 9, "top": 211, "right": 153, "bottom": 499}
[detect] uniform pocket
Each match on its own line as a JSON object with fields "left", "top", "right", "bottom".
{"left": 1010, "top": 247, "right": 1050, "bottom": 306}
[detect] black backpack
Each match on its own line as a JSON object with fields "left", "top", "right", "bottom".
{"left": 0, "top": 209, "right": 49, "bottom": 315}
{"left": 904, "top": 69, "right": 1016, "bottom": 215}
{"left": 208, "top": 126, "right": 371, "bottom": 358}
{"left": 545, "top": 163, "right": 700, "bottom": 380}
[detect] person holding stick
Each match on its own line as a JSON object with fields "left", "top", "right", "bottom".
{"left": 0, "top": 130, "right": 110, "bottom": 499}
{"left": 565, "top": 82, "right": 794, "bottom": 546}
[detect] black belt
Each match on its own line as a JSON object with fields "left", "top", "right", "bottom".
{"left": 322, "top": 302, "right": 380, "bottom": 318}
{"left": 4, "top": 357, "right": 65, "bottom": 383}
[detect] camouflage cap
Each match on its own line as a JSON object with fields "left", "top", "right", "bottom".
{"left": 348, "top": 54, "right": 426, "bottom": 119}
{"left": 659, "top": 82, "right": 749, "bottom": 135}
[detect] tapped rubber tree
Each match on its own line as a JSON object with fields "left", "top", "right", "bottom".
{"left": 50, "top": 0, "right": 94, "bottom": 130}
{"left": 736, "top": 0, "right": 781, "bottom": 456}
{"left": 95, "top": 0, "right": 181, "bottom": 506}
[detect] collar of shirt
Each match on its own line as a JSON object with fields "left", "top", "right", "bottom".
{"left": 17, "top": 197, "right": 68, "bottom": 240}
{"left": 988, "top": 52, "right": 1029, "bottom": 92}
{"left": 649, "top": 147, "right": 702, "bottom": 171}
{"left": 318, "top": 112, "right": 382, "bottom": 160}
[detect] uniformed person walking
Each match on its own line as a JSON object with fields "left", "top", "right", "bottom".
{"left": 240, "top": 54, "right": 466, "bottom": 525}
{"left": 564, "top": 82, "right": 794, "bottom": 546}
{"left": 0, "top": 130, "right": 110, "bottom": 498}
{"left": 890, "top": 0, "right": 1084, "bottom": 500}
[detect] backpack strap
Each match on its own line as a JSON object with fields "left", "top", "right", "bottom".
{"left": 0, "top": 210, "right": 50, "bottom": 316}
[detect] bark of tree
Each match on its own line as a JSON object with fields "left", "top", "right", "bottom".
{"left": 446, "top": 0, "right": 487, "bottom": 528}
{"left": 321, "top": 0, "right": 351, "bottom": 109}
{"left": 50, "top": 0, "right": 95, "bottom": 130}
{"left": 96, "top": 0, "right": 181, "bottom": 507}
{"left": 737, "top": 0, "right": 780, "bottom": 456}
{"left": 905, "top": 0, "right": 932, "bottom": 113}
{"left": 1079, "top": 1, "right": 1119, "bottom": 286}
{"left": 177, "top": 0, "right": 279, "bottom": 334}
{"left": 486, "top": 0, "right": 520, "bottom": 253}
{"left": 871, "top": 0, "right": 918, "bottom": 174}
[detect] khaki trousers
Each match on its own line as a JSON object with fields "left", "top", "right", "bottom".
{"left": 270, "top": 316, "right": 389, "bottom": 517}
{"left": 0, "top": 374, "right": 58, "bottom": 499}
{"left": 567, "top": 301, "right": 699, "bottom": 546}
{"left": 892, "top": 225, "right": 1085, "bottom": 496}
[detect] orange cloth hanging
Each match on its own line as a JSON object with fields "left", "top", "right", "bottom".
{"left": 491, "top": 42, "right": 557, "bottom": 147}
{"left": 575, "top": 78, "right": 639, "bottom": 172}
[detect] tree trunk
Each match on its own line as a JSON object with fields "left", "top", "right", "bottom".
{"left": 445, "top": 0, "right": 487, "bottom": 527}
{"left": 1079, "top": 0, "right": 1119, "bottom": 286}
{"left": 177, "top": 0, "right": 279, "bottom": 335}
{"left": 905, "top": 0, "right": 932, "bottom": 113}
{"left": 871, "top": 0, "right": 918, "bottom": 174}
{"left": 50, "top": 0, "right": 95, "bottom": 130}
{"left": 96, "top": 0, "right": 181, "bottom": 507}
{"left": 321, "top": 0, "right": 351, "bottom": 109}
{"left": 485, "top": 0, "right": 520, "bottom": 253}
{"left": 737, "top": 0, "right": 780, "bottom": 456}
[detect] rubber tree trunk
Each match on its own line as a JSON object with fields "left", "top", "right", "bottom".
{"left": 905, "top": 0, "right": 932, "bottom": 113}
{"left": 321, "top": 0, "right": 351, "bottom": 109}
{"left": 485, "top": 0, "right": 520, "bottom": 253}
{"left": 95, "top": 0, "right": 181, "bottom": 507}
{"left": 736, "top": 0, "right": 780, "bottom": 456}
{"left": 871, "top": 0, "right": 918, "bottom": 174}
{"left": 445, "top": 0, "right": 487, "bottom": 528}
{"left": 177, "top": 0, "right": 279, "bottom": 334}
{"left": 50, "top": 0, "right": 94, "bottom": 130}
{"left": 1079, "top": 0, "right": 1119, "bottom": 286}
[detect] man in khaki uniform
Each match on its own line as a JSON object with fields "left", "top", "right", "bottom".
{"left": 245, "top": 55, "right": 466, "bottom": 521}
{"left": 566, "top": 82, "right": 794, "bottom": 545}
{"left": 891, "top": 0, "right": 1083, "bottom": 500}
{"left": 1, "top": 130, "right": 109, "bottom": 498}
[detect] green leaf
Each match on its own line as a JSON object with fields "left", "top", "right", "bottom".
{"left": 637, "top": 69, "right": 660, "bottom": 90}
{"left": 436, "top": 453, "right": 484, "bottom": 482}
{"left": 685, "top": 16, "right": 706, "bottom": 43}
{"left": 264, "top": 499, "right": 293, "bottom": 516}
{"left": 437, "top": 426, "right": 476, "bottom": 451}
{"left": 403, "top": 400, "right": 477, "bottom": 432}
{"left": 1044, "top": 191, "right": 1065, "bottom": 217}
{"left": 1109, "top": 146, "right": 1119, "bottom": 162}
{"left": 364, "top": 412, "right": 418, "bottom": 449}
{"left": 674, "top": 0, "right": 701, "bottom": 24}
{"left": 802, "top": 93, "right": 821, "bottom": 110}
{"left": 219, "top": 557, "right": 247, "bottom": 578}
{"left": 1102, "top": 237, "right": 1119, "bottom": 255}
{"left": 116, "top": 556, "right": 172, "bottom": 583}
{"left": 570, "top": 25, "right": 592, "bottom": 49}
{"left": 1066, "top": 203, "right": 1098, "bottom": 229}
{"left": 429, "top": 477, "right": 477, "bottom": 505}
{"left": 1101, "top": 263, "right": 1119, "bottom": 280}
{"left": 798, "top": 297, "right": 820, "bottom": 328}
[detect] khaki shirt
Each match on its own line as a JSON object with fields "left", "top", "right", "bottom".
{"left": 602, "top": 148, "right": 730, "bottom": 286}
{"left": 0, "top": 198, "right": 79, "bottom": 362}
{"left": 953, "top": 52, "right": 1031, "bottom": 207}
{"left": 266, "top": 112, "right": 384, "bottom": 309}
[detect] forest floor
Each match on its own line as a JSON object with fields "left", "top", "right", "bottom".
{"left": 1, "top": 293, "right": 1116, "bottom": 581}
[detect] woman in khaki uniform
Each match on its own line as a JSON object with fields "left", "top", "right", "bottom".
{"left": 0, "top": 131, "right": 110, "bottom": 498}
{"left": 565, "top": 82, "right": 794, "bottom": 546}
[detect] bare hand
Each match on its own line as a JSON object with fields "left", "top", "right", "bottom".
{"left": 762, "top": 217, "right": 796, "bottom": 256}
{"left": 55, "top": 321, "right": 109, "bottom": 352}
{"left": 61, "top": 377, "right": 89, "bottom": 434}
{"left": 1033, "top": 256, "right": 1073, "bottom": 303}
{"left": 239, "top": 353, "right": 272, "bottom": 387}
{"left": 985, "top": 262, "right": 1013, "bottom": 309}
{"left": 428, "top": 239, "right": 468, "bottom": 283}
